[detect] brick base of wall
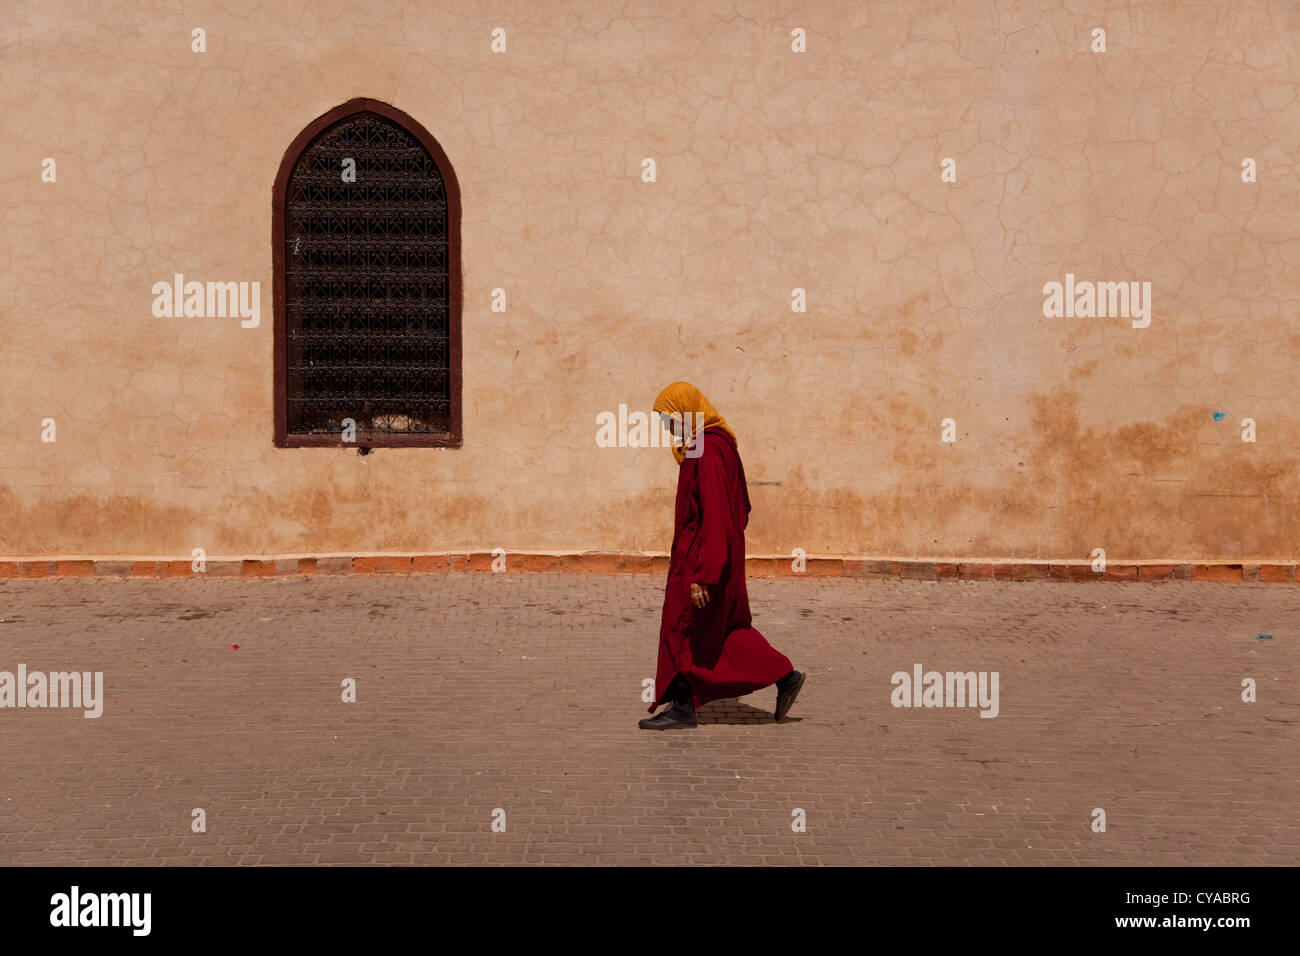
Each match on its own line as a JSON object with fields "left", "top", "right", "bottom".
{"left": 0, "top": 555, "right": 1294, "bottom": 583}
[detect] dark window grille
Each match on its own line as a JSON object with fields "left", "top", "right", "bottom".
{"left": 273, "top": 100, "right": 461, "bottom": 447}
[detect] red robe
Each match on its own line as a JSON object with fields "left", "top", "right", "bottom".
{"left": 649, "top": 426, "right": 792, "bottom": 712}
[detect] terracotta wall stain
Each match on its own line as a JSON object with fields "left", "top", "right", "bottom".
{"left": 1, "top": 1, "right": 1298, "bottom": 561}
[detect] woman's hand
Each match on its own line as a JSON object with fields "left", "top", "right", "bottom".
{"left": 690, "top": 582, "right": 710, "bottom": 608}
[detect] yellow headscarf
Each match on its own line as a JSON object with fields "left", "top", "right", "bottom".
{"left": 652, "top": 381, "right": 737, "bottom": 464}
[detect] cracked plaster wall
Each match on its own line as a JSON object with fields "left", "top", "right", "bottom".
{"left": 1, "top": 0, "right": 1298, "bottom": 560}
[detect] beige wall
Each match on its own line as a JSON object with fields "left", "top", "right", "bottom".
{"left": 3, "top": 0, "right": 1299, "bottom": 561}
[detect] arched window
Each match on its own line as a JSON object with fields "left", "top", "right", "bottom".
{"left": 273, "top": 98, "right": 462, "bottom": 447}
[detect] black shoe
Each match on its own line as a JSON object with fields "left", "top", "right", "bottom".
{"left": 775, "top": 670, "right": 806, "bottom": 722}
{"left": 638, "top": 703, "right": 697, "bottom": 730}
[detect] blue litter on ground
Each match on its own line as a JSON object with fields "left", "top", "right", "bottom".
{"left": 1256, "top": 633, "right": 1273, "bottom": 640}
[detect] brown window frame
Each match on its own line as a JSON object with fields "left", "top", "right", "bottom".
{"left": 271, "top": 97, "right": 463, "bottom": 448}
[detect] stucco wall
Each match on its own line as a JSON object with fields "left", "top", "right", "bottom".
{"left": 2, "top": 1, "right": 1298, "bottom": 561}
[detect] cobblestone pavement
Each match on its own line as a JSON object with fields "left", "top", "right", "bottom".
{"left": 0, "top": 574, "right": 1295, "bottom": 865}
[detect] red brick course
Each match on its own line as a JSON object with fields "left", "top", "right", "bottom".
{"left": 1102, "top": 565, "right": 1139, "bottom": 581}
{"left": 1, "top": 555, "right": 1296, "bottom": 583}
{"left": 1193, "top": 564, "right": 1244, "bottom": 583}
{"left": 800, "top": 558, "right": 846, "bottom": 577}
{"left": 1011, "top": 564, "right": 1051, "bottom": 581}
{"left": 901, "top": 562, "right": 939, "bottom": 580}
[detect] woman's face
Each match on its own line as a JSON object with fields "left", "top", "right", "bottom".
{"left": 659, "top": 412, "right": 685, "bottom": 442}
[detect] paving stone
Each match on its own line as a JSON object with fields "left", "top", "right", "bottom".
{"left": 0, "top": 574, "right": 1293, "bottom": 865}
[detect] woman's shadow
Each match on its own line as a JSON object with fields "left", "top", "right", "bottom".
{"left": 695, "top": 698, "right": 802, "bottom": 725}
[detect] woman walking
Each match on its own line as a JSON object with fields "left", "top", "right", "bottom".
{"left": 639, "top": 382, "right": 805, "bottom": 730}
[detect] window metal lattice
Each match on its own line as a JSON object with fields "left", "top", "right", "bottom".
{"left": 284, "top": 112, "right": 450, "bottom": 436}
